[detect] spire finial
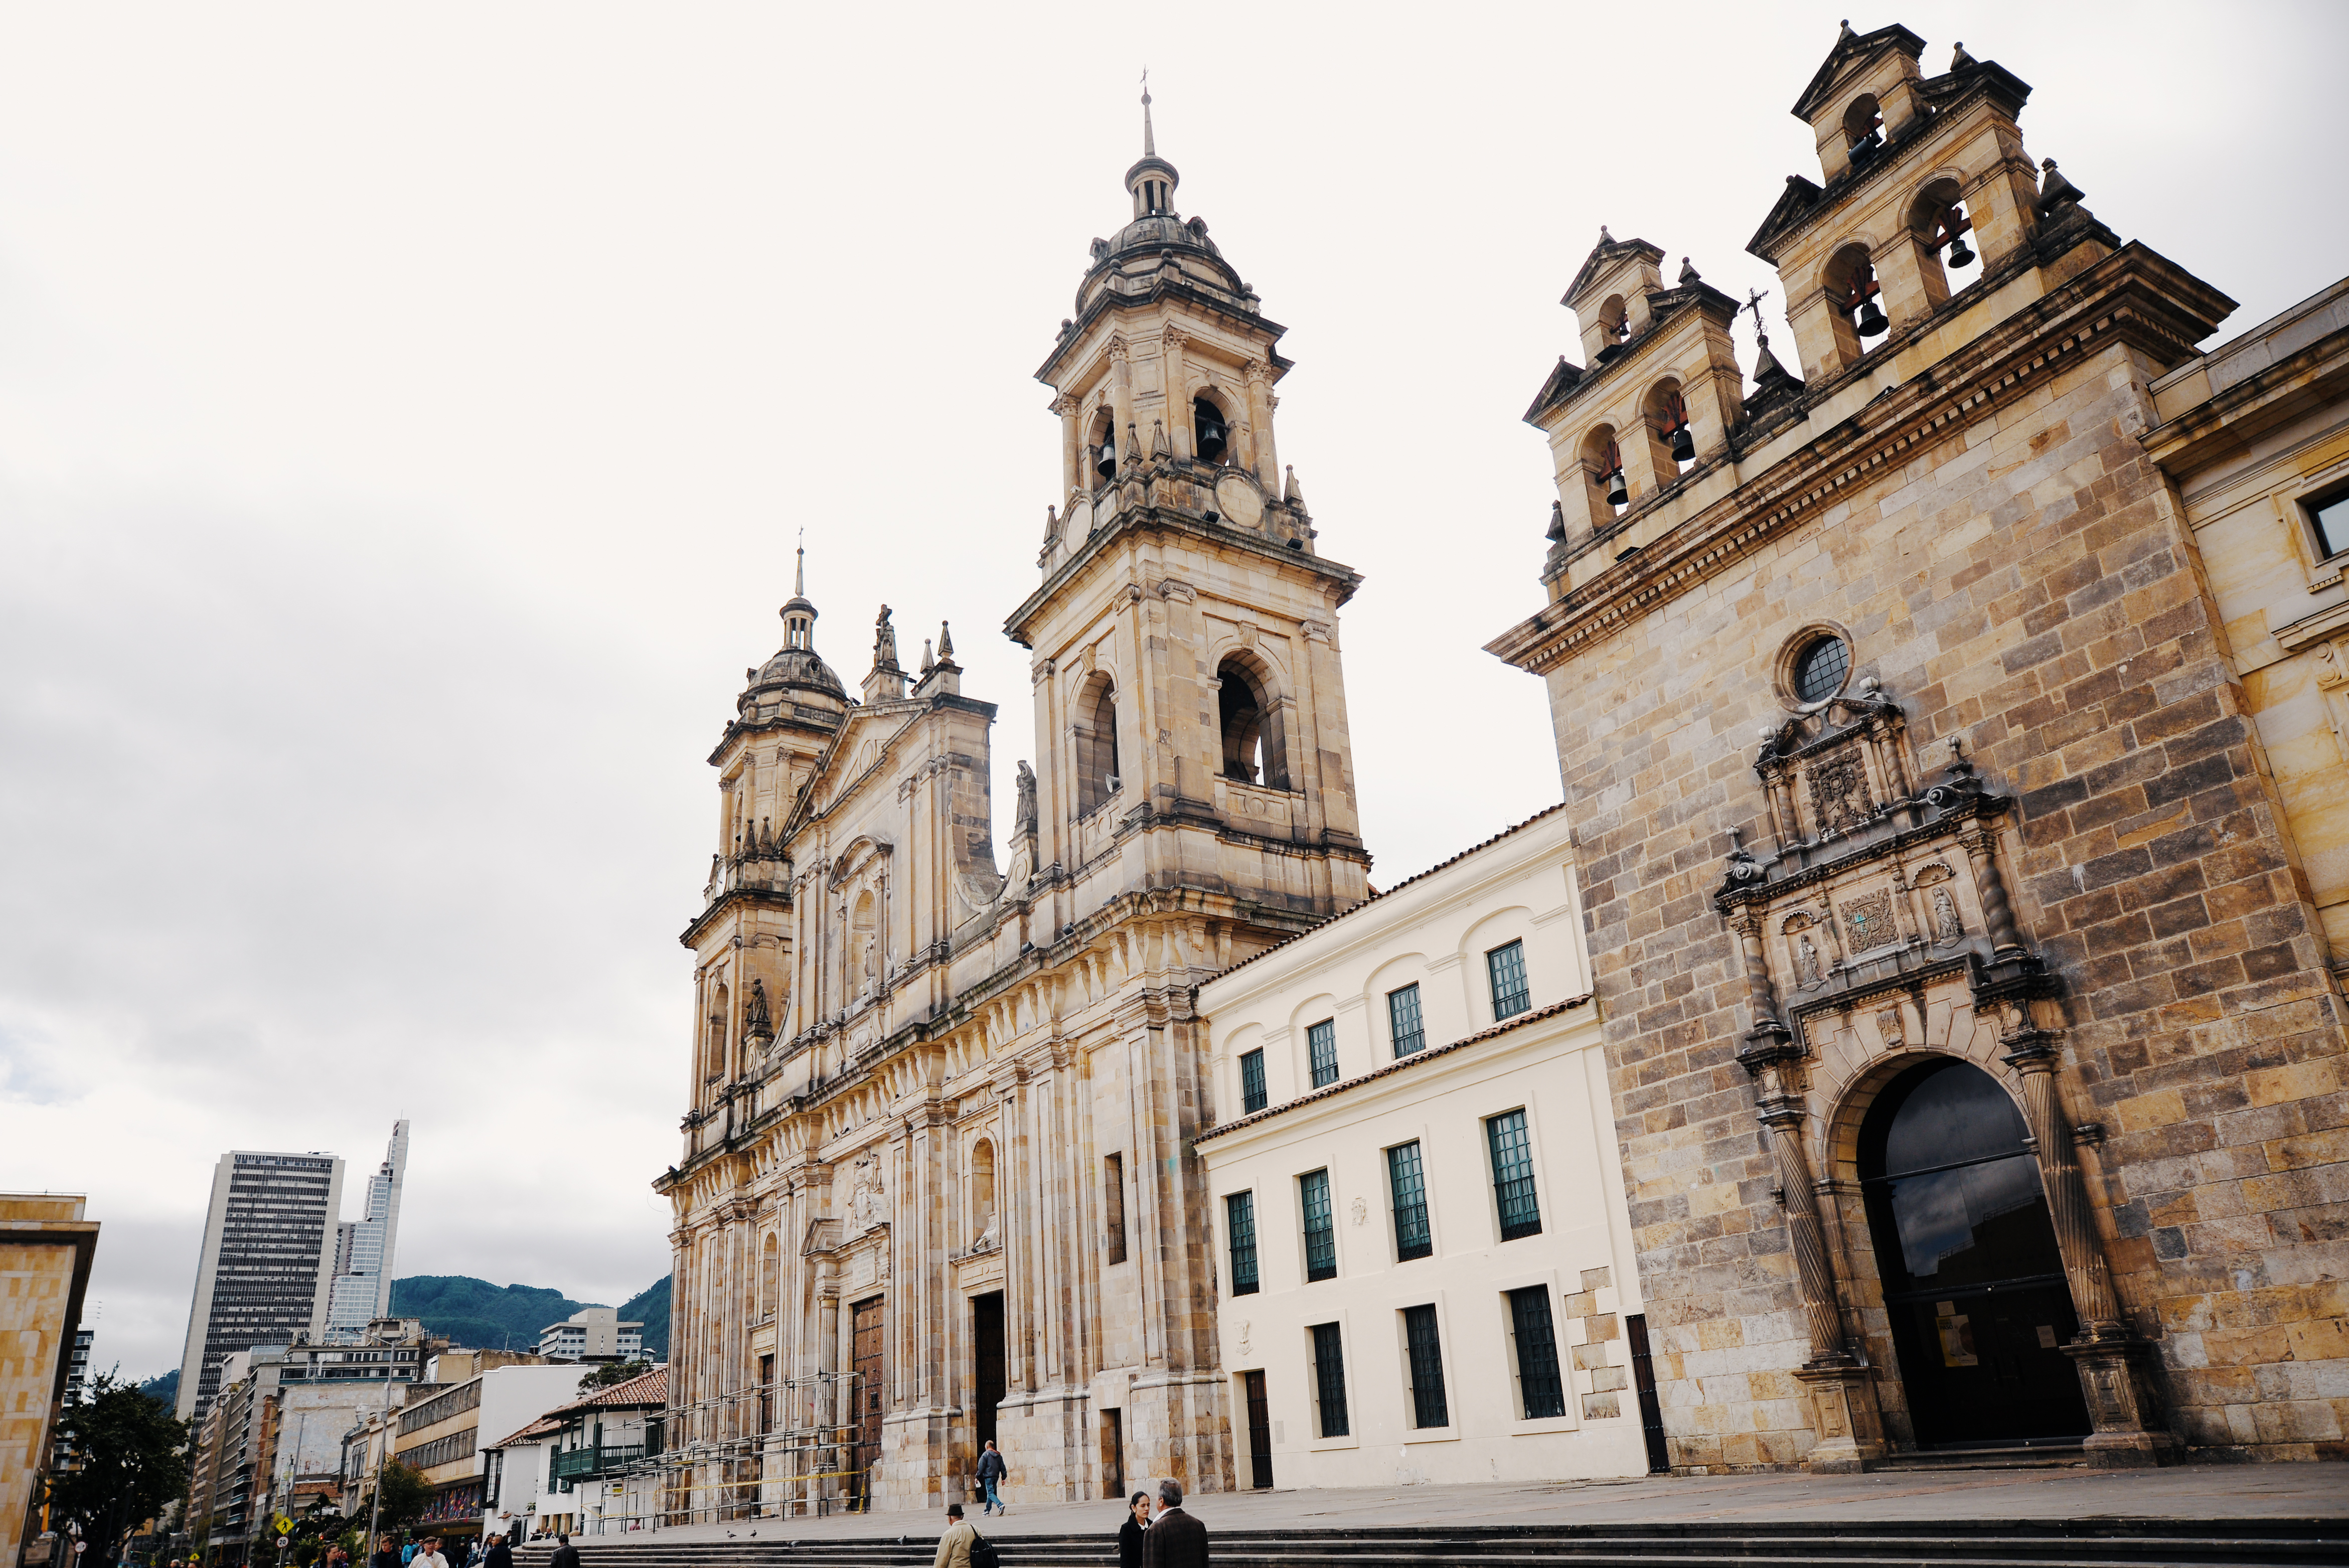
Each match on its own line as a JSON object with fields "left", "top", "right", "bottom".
{"left": 794, "top": 527, "right": 806, "bottom": 598}
{"left": 1141, "top": 67, "right": 1155, "bottom": 157}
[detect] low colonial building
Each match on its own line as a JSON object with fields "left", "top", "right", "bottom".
{"left": 1195, "top": 807, "right": 1657, "bottom": 1488}
{"left": 394, "top": 1364, "right": 583, "bottom": 1541}
{"left": 1487, "top": 20, "right": 2347, "bottom": 1469}
{"left": 489, "top": 1368, "right": 669, "bottom": 1538}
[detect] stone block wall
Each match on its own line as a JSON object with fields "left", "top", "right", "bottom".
{"left": 1535, "top": 332, "right": 2347, "bottom": 1466}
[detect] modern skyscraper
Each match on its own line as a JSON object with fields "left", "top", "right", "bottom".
{"left": 325, "top": 1121, "right": 409, "bottom": 1340}
{"left": 174, "top": 1151, "right": 344, "bottom": 1424}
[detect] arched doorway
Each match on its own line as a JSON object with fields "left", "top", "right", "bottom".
{"left": 1858, "top": 1057, "right": 2090, "bottom": 1448}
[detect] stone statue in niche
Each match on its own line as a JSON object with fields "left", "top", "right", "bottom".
{"left": 1933, "top": 886, "right": 1965, "bottom": 945}
{"left": 975, "top": 1206, "right": 1001, "bottom": 1253}
{"left": 1796, "top": 932, "right": 1823, "bottom": 987}
{"left": 873, "top": 604, "right": 899, "bottom": 671}
{"left": 1808, "top": 750, "right": 1872, "bottom": 836}
{"left": 847, "top": 1155, "right": 888, "bottom": 1232}
{"left": 744, "top": 978, "right": 772, "bottom": 1038}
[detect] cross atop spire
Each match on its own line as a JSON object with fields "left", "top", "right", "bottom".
{"left": 794, "top": 528, "right": 806, "bottom": 599}
{"left": 1141, "top": 68, "right": 1155, "bottom": 157}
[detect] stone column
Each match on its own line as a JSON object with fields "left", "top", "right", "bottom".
{"left": 1242, "top": 359, "right": 1276, "bottom": 489}
{"left": 1962, "top": 824, "right": 2026, "bottom": 955}
{"left": 1108, "top": 339, "right": 1134, "bottom": 479}
{"left": 1162, "top": 328, "right": 1191, "bottom": 459}
{"left": 2004, "top": 1033, "right": 2177, "bottom": 1468}
{"left": 1054, "top": 394, "right": 1082, "bottom": 501}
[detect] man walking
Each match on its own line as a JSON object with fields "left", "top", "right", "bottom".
{"left": 1141, "top": 1480, "right": 1206, "bottom": 1568}
{"left": 548, "top": 1536, "right": 580, "bottom": 1568}
{"left": 976, "top": 1440, "right": 1008, "bottom": 1516}
{"left": 410, "top": 1538, "right": 447, "bottom": 1568}
{"left": 932, "top": 1503, "right": 976, "bottom": 1568}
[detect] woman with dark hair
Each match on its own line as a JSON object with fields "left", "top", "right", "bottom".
{"left": 1116, "top": 1491, "right": 1151, "bottom": 1568}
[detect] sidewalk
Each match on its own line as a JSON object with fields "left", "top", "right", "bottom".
{"left": 580, "top": 1464, "right": 2348, "bottom": 1546}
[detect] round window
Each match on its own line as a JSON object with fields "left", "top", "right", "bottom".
{"left": 1793, "top": 635, "right": 1851, "bottom": 704}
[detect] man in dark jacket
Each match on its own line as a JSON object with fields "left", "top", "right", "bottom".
{"left": 368, "top": 1536, "right": 400, "bottom": 1568}
{"left": 976, "top": 1440, "right": 1008, "bottom": 1515}
{"left": 548, "top": 1536, "right": 581, "bottom": 1568}
{"left": 1141, "top": 1480, "right": 1206, "bottom": 1568}
{"left": 481, "top": 1536, "right": 514, "bottom": 1568}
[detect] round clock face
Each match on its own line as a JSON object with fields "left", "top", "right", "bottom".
{"left": 1214, "top": 471, "right": 1266, "bottom": 530}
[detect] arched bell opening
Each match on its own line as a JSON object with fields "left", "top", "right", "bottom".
{"left": 705, "top": 982, "right": 729, "bottom": 1083}
{"left": 1075, "top": 673, "right": 1121, "bottom": 814}
{"left": 1911, "top": 179, "right": 1980, "bottom": 305}
{"left": 1843, "top": 94, "right": 1885, "bottom": 167}
{"left": 1215, "top": 655, "right": 1290, "bottom": 790}
{"left": 1644, "top": 378, "right": 1696, "bottom": 479}
{"left": 1823, "top": 243, "right": 1888, "bottom": 366}
{"left": 1594, "top": 294, "right": 1631, "bottom": 363}
{"left": 1193, "top": 393, "right": 1232, "bottom": 465}
{"left": 1853, "top": 1056, "right": 2092, "bottom": 1450}
{"left": 1583, "top": 423, "right": 1628, "bottom": 518}
{"left": 1090, "top": 409, "right": 1119, "bottom": 484}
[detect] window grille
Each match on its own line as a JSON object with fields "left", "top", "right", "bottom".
{"left": 1402, "top": 1304, "right": 1449, "bottom": 1429}
{"left": 1487, "top": 1110, "right": 1542, "bottom": 1240}
{"left": 1387, "top": 984, "right": 1426, "bottom": 1056}
{"left": 1487, "top": 941, "right": 1530, "bottom": 1020}
{"left": 1301, "top": 1169, "right": 1336, "bottom": 1282}
{"left": 1226, "top": 1192, "right": 1259, "bottom": 1297}
{"left": 1387, "top": 1142, "right": 1432, "bottom": 1262}
{"left": 1104, "top": 1153, "right": 1128, "bottom": 1264}
{"left": 1310, "top": 1322, "right": 1349, "bottom": 1437}
{"left": 1507, "top": 1285, "right": 1566, "bottom": 1419}
{"left": 1240, "top": 1049, "right": 1267, "bottom": 1115}
{"left": 1308, "top": 1019, "right": 1338, "bottom": 1088}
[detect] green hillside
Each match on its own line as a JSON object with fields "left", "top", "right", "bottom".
{"left": 618, "top": 1275, "right": 670, "bottom": 1358}
{"left": 388, "top": 1274, "right": 672, "bottom": 1357}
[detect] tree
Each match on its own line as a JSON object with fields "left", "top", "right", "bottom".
{"left": 357, "top": 1463, "right": 432, "bottom": 1534}
{"left": 575, "top": 1360, "right": 651, "bottom": 1392}
{"left": 49, "top": 1372, "right": 191, "bottom": 1565}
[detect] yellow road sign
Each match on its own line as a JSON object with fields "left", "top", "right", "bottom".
{"left": 275, "top": 1518, "right": 293, "bottom": 1536}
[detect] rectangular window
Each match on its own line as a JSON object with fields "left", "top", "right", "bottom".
{"left": 1307, "top": 1019, "right": 1338, "bottom": 1088}
{"left": 1487, "top": 940, "right": 1530, "bottom": 1020}
{"left": 1310, "top": 1322, "right": 1349, "bottom": 1438}
{"left": 1387, "top": 1142, "right": 1432, "bottom": 1262}
{"left": 1507, "top": 1285, "right": 1566, "bottom": 1419}
{"left": 1225, "top": 1192, "right": 1259, "bottom": 1297}
{"left": 1104, "top": 1153, "right": 1128, "bottom": 1265}
{"left": 2309, "top": 487, "right": 2349, "bottom": 559}
{"left": 1402, "top": 1304, "right": 1448, "bottom": 1429}
{"left": 1386, "top": 984, "right": 1426, "bottom": 1057}
{"left": 1487, "top": 1109, "right": 1542, "bottom": 1241}
{"left": 1239, "top": 1048, "right": 1268, "bottom": 1115}
{"left": 1300, "top": 1169, "right": 1337, "bottom": 1282}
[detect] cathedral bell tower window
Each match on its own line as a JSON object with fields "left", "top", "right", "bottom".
{"left": 1826, "top": 244, "right": 1889, "bottom": 361}
{"left": 1843, "top": 95, "right": 1885, "bottom": 166}
{"left": 1093, "top": 413, "right": 1119, "bottom": 482}
{"left": 1913, "top": 181, "right": 1980, "bottom": 304}
{"left": 1649, "top": 383, "right": 1696, "bottom": 476}
{"left": 1193, "top": 396, "right": 1229, "bottom": 464}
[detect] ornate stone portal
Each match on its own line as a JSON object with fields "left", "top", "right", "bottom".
{"left": 1717, "top": 688, "right": 2174, "bottom": 1469}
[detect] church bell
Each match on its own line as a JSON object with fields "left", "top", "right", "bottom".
{"left": 1096, "top": 440, "right": 1117, "bottom": 479}
{"left": 1606, "top": 467, "right": 1629, "bottom": 508}
{"left": 1196, "top": 405, "right": 1228, "bottom": 463}
{"left": 1947, "top": 233, "right": 1975, "bottom": 268}
{"left": 1670, "top": 423, "right": 1696, "bottom": 464}
{"left": 1857, "top": 298, "right": 1889, "bottom": 338}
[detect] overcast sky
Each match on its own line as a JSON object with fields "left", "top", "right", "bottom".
{"left": 3, "top": 3, "right": 2341, "bottom": 1386}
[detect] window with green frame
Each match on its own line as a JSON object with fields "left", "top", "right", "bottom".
{"left": 1506, "top": 1285, "right": 1565, "bottom": 1419}
{"left": 1387, "top": 983, "right": 1425, "bottom": 1056}
{"left": 1487, "top": 939, "right": 1530, "bottom": 1020}
{"left": 1225, "top": 1191, "right": 1259, "bottom": 1296}
{"left": 1301, "top": 1169, "right": 1336, "bottom": 1282}
{"left": 1239, "top": 1048, "right": 1267, "bottom": 1115}
{"left": 1308, "top": 1019, "right": 1338, "bottom": 1087}
{"left": 1387, "top": 1142, "right": 1432, "bottom": 1262}
{"left": 1402, "top": 1304, "right": 1448, "bottom": 1429}
{"left": 1310, "top": 1321, "right": 1350, "bottom": 1437}
{"left": 1486, "top": 1109, "right": 1542, "bottom": 1241}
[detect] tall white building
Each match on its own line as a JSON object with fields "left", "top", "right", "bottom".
{"left": 326, "top": 1122, "right": 410, "bottom": 1341}
{"left": 175, "top": 1151, "right": 346, "bottom": 1423}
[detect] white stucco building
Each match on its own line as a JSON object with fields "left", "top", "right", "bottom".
{"left": 1194, "top": 805, "right": 1660, "bottom": 1488}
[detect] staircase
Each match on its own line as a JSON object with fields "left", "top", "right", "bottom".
{"left": 515, "top": 1517, "right": 2342, "bottom": 1568}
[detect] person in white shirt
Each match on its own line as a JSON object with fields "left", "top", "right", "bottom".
{"left": 410, "top": 1538, "right": 450, "bottom": 1568}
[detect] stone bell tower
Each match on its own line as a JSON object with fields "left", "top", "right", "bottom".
{"left": 1010, "top": 84, "right": 1368, "bottom": 922}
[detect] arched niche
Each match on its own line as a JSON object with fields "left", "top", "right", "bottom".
{"left": 1074, "top": 672, "right": 1121, "bottom": 814}
{"left": 1215, "top": 652, "right": 1290, "bottom": 790}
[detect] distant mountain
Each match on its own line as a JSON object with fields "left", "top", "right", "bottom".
{"left": 618, "top": 1275, "right": 670, "bottom": 1359}
{"left": 388, "top": 1274, "right": 673, "bottom": 1358}
{"left": 138, "top": 1368, "right": 179, "bottom": 1408}
{"left": 390, "top": 1277, "right": 598, "bottom": 1353}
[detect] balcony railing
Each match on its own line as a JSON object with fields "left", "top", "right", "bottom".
{"left": 550, "top": 1444, "right": 647, "bottom": 1484}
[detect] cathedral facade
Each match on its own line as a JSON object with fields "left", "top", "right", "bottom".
{"left": 655, "top": 98, "right": 1369, "bottom": 1515}
{"left": 1490, "top": 23, "right": 2348, "bottom": 1468}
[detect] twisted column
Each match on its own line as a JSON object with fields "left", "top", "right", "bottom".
{"left": 1963, "top": 825, "right": 2026, "bottom": 954}
{"left": 2003, "top": 1035, "right": 2123, "bottom": 1335}
{"left": 1758, "top": 1095, "right": 1848, "bottom": 1363}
